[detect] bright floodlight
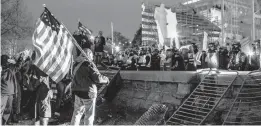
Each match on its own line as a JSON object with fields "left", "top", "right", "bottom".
{"left": 90, "top": 35, "right": 95, "bottom": 40}
{"left": 115, "top": 46, "right": 120, "bottom": 52}
{"left": 248, "top": 51, "right": 254, "bottom": 56}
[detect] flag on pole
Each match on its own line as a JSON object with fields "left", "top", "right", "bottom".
{"left": 32, "top": 7, "right": 75, "bottom": 83}
{"left": 78, "top": 21, "right": 92, "bottom": 36}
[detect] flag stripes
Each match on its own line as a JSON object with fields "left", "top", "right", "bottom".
{"left": 141, "top": 3, "right": 158, "bottom": 46}
{"left": 32, "top": 7, "right": 75, "bottom": 83}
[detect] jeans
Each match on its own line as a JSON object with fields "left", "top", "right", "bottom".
{"left": 54, "top": 82, "right": 66, "bottom": 113}
{"left": 1, "top": 95, "right": 13, "bottom": 125}
{"left": 70, "top": 95, "right": 96, "bottom": 126}
{"left": 95, "top": 52, "right": 103, "bottom": 66}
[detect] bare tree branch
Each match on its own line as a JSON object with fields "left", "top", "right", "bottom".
{"left": 1, "top": 0, "right": 34, "bottom": 55}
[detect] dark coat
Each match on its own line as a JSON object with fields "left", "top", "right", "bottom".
{"left": 1, "top": 65, "right": 18, "bottom": 95}
{"left": 94, "top": 36, "right": 106, "bottom": 52}
{"left": 72, "top": 61, "right": 108, "bottom": 99}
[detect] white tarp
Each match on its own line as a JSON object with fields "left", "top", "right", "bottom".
{"left": 203, "top": 31, "right": 208, "bottom": 51}
{"left": 165, "top": 8, "right": 179, "bottom": 48}
{"left": 154, "top": 4, "right": 167, "bottom": 48}
{"left": 155, "top": 20, "right": 164, "bottom": 49}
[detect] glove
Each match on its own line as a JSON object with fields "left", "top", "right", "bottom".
{"left": 104, "top": 76, "right": 110, "bottom": 85}
{"left": 88, "top": 85, "right": 97, "bottom": 99}
{"left": 48, "top": 90, "right": 53, "bottom": 99}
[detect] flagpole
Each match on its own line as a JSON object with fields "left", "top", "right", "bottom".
{"left": 111, "top": 22, "right": 114, "bottom": 54}
{"left": 221, "top": 0, "right": 224, "bottom": 46}
{"left": 61, "top": 22, "right": 92, "bottom": 63}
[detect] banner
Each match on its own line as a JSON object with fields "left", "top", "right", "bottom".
{"left": 166, "top": 8, "right": 179, "bottom": 48}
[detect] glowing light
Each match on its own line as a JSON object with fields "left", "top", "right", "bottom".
{"left": 90, "top": 35, "right": 95, "bottom": 40}
{"left": 115, "top": 46, "right": 120, "bottom": 52}
{"left": 184, "top": 0, "right": 200, "bottom": 5}
{"left": 248, "top": 51, "right": 254, "bottom": 56}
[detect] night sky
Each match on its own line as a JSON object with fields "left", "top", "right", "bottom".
{"left": 23, "top": 0, "right": 183, "bottom": 39}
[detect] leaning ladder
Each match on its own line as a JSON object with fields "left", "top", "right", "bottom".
{"left": 166, "top": 70, "right": 239, "bottom": 125}
{"left": 223, "top": 70, "right": 261, "bottom": 125}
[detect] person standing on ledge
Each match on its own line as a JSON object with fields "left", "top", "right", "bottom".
{"left": 94, "top": 31, "right": 106, "bottom": 67}
{"left": 70, "top": 47, "right": 109, "bottom": 125}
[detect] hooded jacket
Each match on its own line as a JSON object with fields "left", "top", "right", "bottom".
{"left": 72, "top": 49, "right": 108, "bottom": 99}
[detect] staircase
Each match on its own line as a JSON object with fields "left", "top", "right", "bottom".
{"left": 166, "top": 70, "right": 239, "bottom": 125}
{"left": 223, "top": 70, "right": 261, "bottom": 125}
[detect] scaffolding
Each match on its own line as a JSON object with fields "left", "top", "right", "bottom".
{"left": 141, "top": 1, "right": 221, "bottom": 50}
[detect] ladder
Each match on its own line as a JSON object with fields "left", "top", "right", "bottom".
{"left": 166, "top": 70, "right": 239, "bottom": 125}
{"left": 223, "top": 70, "right": 261, "bottom": 125}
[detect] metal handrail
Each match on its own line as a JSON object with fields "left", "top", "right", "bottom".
{"left": 166, "top": 68, "right": 240, "bottom": 125}
{"left": 166, "top": 69, "right": 212, "bottom": 121}
{"left": 222, "top": 70, "right": 261, "bottom": 125}
{"left": 200, "top": 70, "right": 239, "bottom": 124}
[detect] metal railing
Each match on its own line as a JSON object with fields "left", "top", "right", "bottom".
{"left": 166, "top": 68, "right": 239, "bottom": 125}
{"left": 223, "top": 70, "right": 261, "bottom": 125}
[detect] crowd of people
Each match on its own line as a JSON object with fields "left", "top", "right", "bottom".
{"left": 1, "top": 31, "right": 110, "bottom": 125}
{"left": 102, "top": 40, "right": 261, "bottom": 71}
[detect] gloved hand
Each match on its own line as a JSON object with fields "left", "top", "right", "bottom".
{"left": 104, "top": 76, "right": 110, "bottom": 85}
{"left": 88, "top": 85, "right": 97, "bottom": 99}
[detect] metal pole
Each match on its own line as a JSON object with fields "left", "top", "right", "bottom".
{"left": 111, "top": 22, "right": 114, "bottom": 54}
{"left": 253, "top": 0, "right": 255, "bottom": 42}
{"left": 221, "top": 0, "right": 225, "bottom": 46}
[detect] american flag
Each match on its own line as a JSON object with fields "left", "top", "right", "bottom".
{"left": 78, "top": 21, "right": 92, "bottom": 36}
{"left": 32, "top": 7, "right": 75, "bottom": 83}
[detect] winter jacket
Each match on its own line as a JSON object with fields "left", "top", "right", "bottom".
{"left": 1, "top": 65, "right": 18, "bottom": 95}
{"left": 72, "top": 61, "right": 108, "bottom": 99}
{"left": 94, "top": 36, "right": 106, "bottom": 52}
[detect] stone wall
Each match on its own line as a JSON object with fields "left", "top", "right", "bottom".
{"left": 109, "top": 71, "right": 250, "bottom": 124}
{"left": 112, "top": 80, "right": 196, "bottom": 111}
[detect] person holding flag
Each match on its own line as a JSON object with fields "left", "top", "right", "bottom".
{"left": 31, "top": 4, "right": 99, "bottom": 125}
{"left": 70, "top": 20, "right": 109, "bottom": 125}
